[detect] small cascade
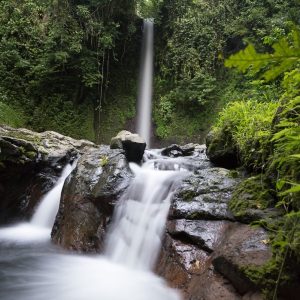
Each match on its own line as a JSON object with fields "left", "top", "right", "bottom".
{"left": 0, "top": 161, "right": 77, "bottom": 243}
{"left": 31, "top": 162, "right": 76, "bottom": 228}
{"left": 105, "top": 156, "right": 188, "bottom": 270}
{"left": 137, "top": 20, "right": 154, "bottom": 146}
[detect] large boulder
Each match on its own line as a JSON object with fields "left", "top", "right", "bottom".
{"left": 0, "top": 125, "right": 94, "bottom": 224}
{"left": 156, "top": 161, "right": 271, "bottom": 299}
{"left": 110, "top": 130, "right": 146, "bottom": 163}
{"left": 206, "top": 129, "right": 239, "bottom": 169}
{"left": 51, "top": 145, "right": 133, "bottom": 252}
{"left": 169, "top": 168, "right": 240, "bottom": 221}
{"left": 212, "top": 225, "right": 272, "bottom": 295}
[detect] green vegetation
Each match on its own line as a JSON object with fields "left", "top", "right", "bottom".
{"left": 0, "top": 102, "right": 26, "bottom": 128}
{"left": 153, "top": 0, "right": 300, "bottom": 142}
{"left": 0, "top": 0, "right": 140, "bottom": 142}
{"left": 210, "top": 24, "right": 300, "bottom": 298}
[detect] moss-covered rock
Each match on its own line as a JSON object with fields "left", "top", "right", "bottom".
{"left": 229, "top": 176, "right": 283, "bottom": 223}
{"left": 206, "top": 128, "right": 240, "bottom": 169}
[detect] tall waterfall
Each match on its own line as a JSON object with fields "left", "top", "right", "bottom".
{"left": 137, "top": 20, "right": 154, "bottom": 146}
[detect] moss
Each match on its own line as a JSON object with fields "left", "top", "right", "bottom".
{"left": 229, "top": 176, "right": 276, "bottom": 222}
{"left": 179, "top": 190, "right": 198, "bottom": 202}
{"left": 99, "top": 155, "right": 109, "bottom": 167}
{"left": 229, "top": 170, "right": 239, "bottom": 178}
{"left": 4, "top": 132, "right": 42, "bottom": 146}
{"left": 25, "top": 151, "right": 37, "bottom": 160}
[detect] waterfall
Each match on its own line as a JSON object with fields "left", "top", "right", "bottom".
{"left": 137, "top": 20, "right": 154, "bottom": 146}
{"left": 0, "top": 153, "right": 186, "bottom": 300}
{"left": 105, "top": 159, "right": 187, "bottom": 270}
{"left": 31, "top": 163, "right": 76, "bottom": 228}
{"left": 0, "top": 161, "right": 76, "bottom": 243}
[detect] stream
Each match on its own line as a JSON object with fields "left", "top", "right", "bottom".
{"left": 0, "top": 151, "right": 189, "bottom": 300}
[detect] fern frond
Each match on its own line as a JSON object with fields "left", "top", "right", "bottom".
{"left": 225, "top": 29, "right": 300, "bottom": 81}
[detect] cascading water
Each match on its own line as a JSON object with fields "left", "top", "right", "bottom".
{"left": 0, "top": 18, "right": 186, "bottom": 300}
{"left": 31, "top": 163, "right": 75, "bottom": 228}
{"left": 0, "top": 153, "right": 188, "bottom": 300}
{"left": 137, "top": 20, "right": 154, "bottom": 146}
{"left": 106, "top": 160, "right": 186, "bottom": 270}
{"left": 0, "top": 161, "right": 77, "bottom": 243}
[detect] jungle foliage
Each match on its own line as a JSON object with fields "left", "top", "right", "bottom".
{"left": 212, "top": 26, "right": 300, "bottom": 298}
{"left": 0, "top": 0, "right": 140, "bottom": 141}
{"left": 153, "top": 0, "right": 300, "bottom": 142}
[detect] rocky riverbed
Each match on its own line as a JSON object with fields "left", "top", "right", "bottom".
{"left": 0, "top": 126, "right": 273, "bottom": 299}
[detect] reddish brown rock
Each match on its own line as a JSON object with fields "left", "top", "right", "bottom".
{"left": 212, "top": 224, "right": 272, "bottom": 295}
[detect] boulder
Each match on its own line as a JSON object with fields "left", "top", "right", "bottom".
{"left": 161, "top": 143, "right": 199, "bottom": 157}
{"left": 0, "top": 125, "right": 93, "bottom": 224}
{"left": 167, "top": 219, "right": 232, "bottom": 252}
{"left": 110, "top": 130, "right": 146, "bottom": 163}
{"left": 156, "top": 162, "right": 269, "bottom": 299}
{"left": 206, "top": 129, "right": 239, "bottom": 169}
{"left": 51, "top": 145, "right": 133, "bottom": 252}
{"left": 169, "top": 168, "right": 240, "bottom": 221}
{"left": 212, "top": 224, "right": 272, "bottom": 295}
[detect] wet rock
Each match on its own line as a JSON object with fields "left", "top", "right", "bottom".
{"left": 169, "top": 168, "right": 240, "bottom": 221}
{"left": 0, "top": 125, "right": 93, "bottom": 224}
{"left": 51, "top": 145, "right": 133, "bottom": 252}
{"left": 159, "top": 162, "right": 268, "bottom": 299}
{"left": 212, "top": 224, "right": 272, "bottom": 295}
{"left": 161, "top": 143, "right": 198, "bottom": 157}
{"left": 229, "top": 176, "right": 283, "bottom": 223}
{"left": 187, "top": 268, "right": 243, "bottom": 300}
{"left": 167, "top": 219, "right": 232, "bottom": 252}
{"left": 206, "top": 130, "right": 239, "bottom": 168}
{"left": 156, "top": 234, "right": 210, "bottom": 290}
{"left": 110, "top": 130, "right": 146, "bottom": 163}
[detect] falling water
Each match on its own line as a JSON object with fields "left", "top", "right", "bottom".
{"left": 0, "top": 153, "right": 187, "bottom": 300}
{"left": 0, "top": 19, "right": 188, "bottom": 300}
{"left": 0, "top": 161, "right": 76, "bottom": 243}
{"left": 31, "top": 163, "right": 76, "bottom": 228}
{"left": 106, "top": 160, "right": 187, "bottom": 270}
{"left": 137, "top": 20, "right": 154, "bottom": 146}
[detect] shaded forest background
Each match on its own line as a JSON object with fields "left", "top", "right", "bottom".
{"left": 1, "top": 0, "right": 299, "bottom": 144}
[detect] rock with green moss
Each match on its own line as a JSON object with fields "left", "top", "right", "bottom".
{"left": 229, "top": 176, "right": 283, "bottom": 223}
{"left": 51, "top": 145, "right": 133, "bottom": 252}
{"left": 206, "top": 129, "right": 240, "bottom": 169}
{"left": 212, "top": 224, "right": 272, "bottom": 296}
{"left": 170, "top": 168, "right": 241, "bottom": 221}
{"left": 0, "top": 125, "right": 96, "bottom": 224}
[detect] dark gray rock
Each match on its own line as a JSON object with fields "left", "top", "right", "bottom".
{"left": 0, "top": 125, "right": 92, "bottom": 224}
{"left": 169, "top": 168, "right": 240, "bottom": 221}
{"left": 110, "top": 130, "right": 146, "bottom": 163}
{"left": 51, "top": 145, "right": 133, "bottom": 252}
{"left": 161, "top": 143, "right": 199, "bottom": 157}
{"left": 167, "top": 219, "right": 232, "bottom": 252}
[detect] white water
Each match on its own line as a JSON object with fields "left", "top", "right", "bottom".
{"left": 106, "top": 160, "right": 187, "bottom": 270}
{"left": 31, "top": 163, "right": 75, "bottom": 227}
{"left": 0, "top": 162, "right": 76, "bottom": 244}
{"left": 137, "top": 20, "right": 154, "bottom": 146}
{"left": 0, "top": 155, "right": 187, "bottom": 300}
